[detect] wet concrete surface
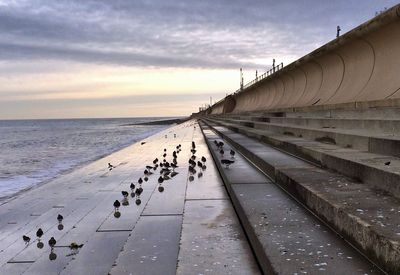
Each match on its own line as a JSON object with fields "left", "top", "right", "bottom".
{"left": 0, "top": 120, "right": 261, "bottom": 274}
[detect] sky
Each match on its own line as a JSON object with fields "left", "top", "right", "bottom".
{"left": 0, "top": 0, "right": 398, "bottom": 119}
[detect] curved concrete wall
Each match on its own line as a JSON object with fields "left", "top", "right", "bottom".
{"left": 208, "top": 5, "right": 400, "bottom": 115}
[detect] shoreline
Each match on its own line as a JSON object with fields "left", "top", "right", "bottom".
{"left": 0, "top": 124, "right": 173, "bottom": 205}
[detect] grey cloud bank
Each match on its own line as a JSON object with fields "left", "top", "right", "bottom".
{"left": 1, "top": 0, "right": 398, "bottom": 69}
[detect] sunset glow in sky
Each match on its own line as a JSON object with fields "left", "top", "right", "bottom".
{"left": 0, "top": 0, "right": 398, "bottom": 119}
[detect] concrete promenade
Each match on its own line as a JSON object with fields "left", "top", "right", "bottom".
{"left": 0, "top": 120, "right": 259, "bottom": 275}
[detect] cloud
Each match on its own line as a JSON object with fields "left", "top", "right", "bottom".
{"left": 1, "top": 0, "right": 396, "bottom": 69}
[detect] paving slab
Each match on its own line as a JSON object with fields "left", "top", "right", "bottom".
{"left": 141, "top": 168, "right": 188, "bottom": 216}
{"left": 177, "top": 199, "right": 260, "bottom": 275}
{"left": 110, "top": 215, "right": 182, "bottom": 275}
{"left": 59, "top": 231, "right": 130, "bottom": 275}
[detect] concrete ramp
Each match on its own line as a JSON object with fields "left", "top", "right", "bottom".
{"left": 209, "top": 4, "right": 400, "bottom": 114}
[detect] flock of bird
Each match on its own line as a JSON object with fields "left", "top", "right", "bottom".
{"left": 214, "top": 140, "right": 236, "bottom": 168}
{"left": 112, "top": 142, "right": 186, "bottom": 218}
{"left": 20, "top": 123, "right": 235, "bottom": 262}
{"left": 21, "top": 214, "right": 64, "bottom": 260}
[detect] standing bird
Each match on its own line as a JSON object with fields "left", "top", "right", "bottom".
{"left": 385, "top": 161, "right": 391, "bottom": 166}
{"left": 36, "top": 228, "right": 44, "bottom": 239}
{"left": 230, "top": 149, "right": 235, "bottom": 158}
{"left": 113, "top": 200, "right": 121, "bottom": 211}
{"left": 48, "top": 237, "right": 56, "bottom": 247}
{"left": 138, "top": 178, "right": 143, "bottom": 184}
{"left": 220, "top": 149, "right": 224, "bottom": 156}
{"left": 221, "top": 159, "right": 235, "bottom": 168}
{"left": 130, "top": 183, "right": 135, "bottom": 191}
{"left": 121, "top": 191, "right": 129, "bottom": 198}
{"left": 201, "top": 156, "right": 206, "bottom": 163}
{"left": 57, "top": 214, "right": 63, "bottom": 223}
{"left": 22, "top": 235, "right": 31, "bottom": 244}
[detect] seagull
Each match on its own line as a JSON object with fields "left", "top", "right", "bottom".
{"left": 201, "top": 156, "right": 206, "bottom": 163}
{"left": 189, "top": 166, "right": 196, "bottom": 174}
{"left": 218, "top": 141, "right": 224, "bottom": 148}
{"left": 385, "top": 161, "right": 391, "bottom": 166}
{"left": 130, "top": 183, "right": 135, "bottom": 191}
{"left": 153, "top": 158, "right": 159, "bottom": 164}
{"left": 57, "top": 214, "right": 63, "bottom": 223}
{"left": 221, "top": 159, "right": 235, "bottom": 168}
{"left": 146, "top": 165, "right": 154, "bottom": 170}
{"left": 158, "top": 176, "right": 164, "bottom": 184}
{"left": 23, "top": 235, "right": 31, "bottom": 244}
{"left": 163, "top": 153, "right": 167, "bottom": 158}
{"left": 108, "top": 163, "right": 114, "bottom": 171}
{"left": 230, "top": 149, "right": 235, "bottom": 158}
{"left": 144, "top": 177, "right": 148, "bottom": 182}
{"left": 36, "top": 228, "right": 43, "bottom": 239}
{"left": 197, "top": 161, "right": 203, "bottom": 169}
{"left": 136, "top": 198, "right": 142, "bottom": 205}
{"left": 121, "top": 191, "right": 129, "bottom": 198}
{"left": 158, "top": 186, "right": 164, "bottom": 192}
{"left": 164, "top": 148, "right": 167, "bottom": 152}
{"left": 171, "top": 163, "right": 178, "bottom": 170}
{"left": 138, "top": 178, "right": 143, "bottom": 184}
{"left": 48, "top": 237, "right": 56, "bottom": 248}
{"left": 113, "top": 200, "right": 121, "bottom": 210}
{"left": 192, "top": 141, "right": 196, "bottom": 149}
{"left": 220, "top": 149, "right": 224, "bottom": 155}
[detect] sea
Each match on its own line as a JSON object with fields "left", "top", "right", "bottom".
{"left": 0, "top": 117, "right": 173, "bottom": 200}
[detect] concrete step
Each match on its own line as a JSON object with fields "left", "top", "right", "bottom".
{"left": 218, "top": 115, "right": 400, "bottom": 135}
{"left": 205, "top": 117, "right": 400, "bottom": 199}
{"left": 216, "top": 117, "right": 400, "bottom": 158}
{"left": 200, "top": 120, "right": 400, "bottom": 274}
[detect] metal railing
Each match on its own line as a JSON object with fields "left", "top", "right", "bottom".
{"left": 235, "top": 62, "right": 284, "bottom": 94}
{"left": 206, "top": 62, "right": 285, "bottom": 112}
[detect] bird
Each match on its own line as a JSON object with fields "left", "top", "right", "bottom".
{"left": 135, "top": 188, "right": 143, "bottom": 196}
{"left": 57, "top": 214, "right": 63, "bottom": 223}
{"left": 158, "top": 186, "right": 164, "bottom": 192}
{"left": 163, "top": 153, "right": 167, "bottom": 158}
{"left": 135, "top": 198, "right": 142, "bottom": 205}
{"left": 146, "top": 165, "right": 154, "bottom": 170}
{"left": 130, "top": 183, "right": 135, "bottom": 190}
{"left": 192, "top": 141, "right": 196, "bottom": 149}
{"left": 191, "top": 155, "right": 196, "bottom": 160}
{"left": 198, "top": 172, "right": 203, "bottom": 178}
{"left": 385, "top": 161, "right": 391, "bottom": 166}
{"left": 164, "top": 148, "right": 167, "bottom": 152}
{"left": 141, "top": 142, "right": 146, "bottom": 145}
{"left": 189, "top": 166, "right": 196, "bottom": 174}
{"left": 113, "top": 200, "right": 121, "bottom": 210}
{"left": 153, "top": 158, "right": 159, "bottom": 164}
{"left": 230, "top": 149, "right": 235, "bottom": 158}
{"left": 144, "top": 177, "right": 149, "bottom": 182}
{"left": 163, "top": 175, "right": 171, "bottom": 180}
{"left": 171, "top": 163, "right": 178, "bottom": 170}
{"left": 220, "top": 149, "right": 224, "bottom": 155}
{"left": 121, "top": 191, "right": 129, "bottom": 198}
{"left": 218, "top": 141, "right": 224, "bottom": 148}
{"left": 221, "top": 159, "right": 235, "bottom": 168}
{"left": 201, "top": 156, "right": 206, "bottom": 163}
{"left": 138, "top": 178, "right": 143, "bottom": 184}
{"left": 171, "top": 171, "right": 179, "bottom": 178}
{"left": 36, "top": 228, "right": 43, "bottom": 239}
{"left": 22, "top": 235, "right": 31, "bottom": 244}
{"left": 108, "top": 163, "right": 114, "bottom": 170}
{"left": 158, "top": 176, "right": 164, "bottom": 184}
{"left": 48, "top": 237, "right": 56, "bottom": 247}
